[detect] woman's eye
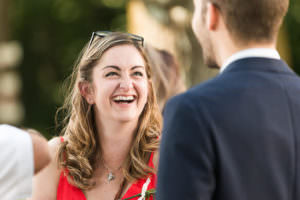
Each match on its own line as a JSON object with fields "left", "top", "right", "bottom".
{"left": 132, "top": 71, "right": 143, "bottom": 77}
{"left": 105, "top": 72, "right": 118, "bottom": 77}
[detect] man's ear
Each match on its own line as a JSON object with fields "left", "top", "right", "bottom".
{"left": 78, "top": 81, "right": 95, "bottom": 105}
{"left": 206, "top": 2, "right": 220, "bottom": 31}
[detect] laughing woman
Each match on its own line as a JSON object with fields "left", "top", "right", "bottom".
{"left": 32, "top": 32, "right": 162, "bottom": 200}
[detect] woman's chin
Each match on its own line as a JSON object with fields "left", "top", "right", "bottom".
{"left": 113, "top": 114, "right": 139, "bottom": 123}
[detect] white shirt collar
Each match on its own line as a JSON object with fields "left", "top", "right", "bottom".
{"left": 220, "top": 48, "right": 281, "bottom": 73}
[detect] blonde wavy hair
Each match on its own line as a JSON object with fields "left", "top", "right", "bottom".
{"left": 56, "top": 32, "right": 162, "bottom": 190}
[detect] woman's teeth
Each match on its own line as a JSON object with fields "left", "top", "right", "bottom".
{"left": 113, "top": 96, "right": 135, "bottom": 103}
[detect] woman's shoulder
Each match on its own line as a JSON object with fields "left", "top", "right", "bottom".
{"left": 31, "top": 136, "right": 65, "bottom": 200}
{"left": 47, "top": 137, "right": 63, "bottom": 159}
{"left": 49, "top": 135, "right": 68, "bottom": 146}
{"left": 49, "top": 136, "right": 61, "bottom": 149}
{"left": 48, "top": 136, "right": 70, "bottom": 165}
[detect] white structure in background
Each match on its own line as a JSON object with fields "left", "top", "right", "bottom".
{"left": 0, "top": 41, "right": 24, "bottom": 124}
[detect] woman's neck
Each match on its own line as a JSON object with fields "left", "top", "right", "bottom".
{"left": 96, "top": 117, "right": 138, "bottom": 169}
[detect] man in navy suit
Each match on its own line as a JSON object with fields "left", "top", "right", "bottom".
{"left": 156, "top": 0, "right": 299, "bottom": 199}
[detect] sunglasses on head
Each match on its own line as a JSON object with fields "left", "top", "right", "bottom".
{"left": 87, "top": 31, "right": 144, "bottom": 49}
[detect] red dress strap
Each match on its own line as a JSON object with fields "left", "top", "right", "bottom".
{"left": 59, "top": 136, "right": 68, "bottom": 173}
{"left": 57, "top": 136, "right": 86, "bottom": 200}
{"left": 121, "top": 152, "right": 156, "bottom": 200}
{"left": 148, "top": 151, "right": 155, "bottom": 168}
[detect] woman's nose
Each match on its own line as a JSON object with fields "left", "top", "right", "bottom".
{"left": 119, "top": 76, "right": 133, "bottom": 91}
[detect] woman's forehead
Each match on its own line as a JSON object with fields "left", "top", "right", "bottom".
{"left": 97, "top": 44, "right": 146, "bottom": 69}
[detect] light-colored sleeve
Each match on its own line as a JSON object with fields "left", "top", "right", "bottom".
{"left": 0, "top": 124, "right": 34, "bottom": 199}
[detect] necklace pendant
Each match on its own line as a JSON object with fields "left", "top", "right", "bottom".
{"left": 107, "top": 172, "right": 115, "bottom": 182}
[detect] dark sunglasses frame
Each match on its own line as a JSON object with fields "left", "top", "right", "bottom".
{"left": 87, "top": 31, "right": 144, "bottom": 49}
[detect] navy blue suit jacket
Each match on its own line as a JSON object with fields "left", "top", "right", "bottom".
{"left": 157, "top": 58, "right": 300, "bottom": 200}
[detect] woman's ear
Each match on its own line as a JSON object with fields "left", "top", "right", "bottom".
{"left": 78, "top": 81, "right": 95, "bottom": 105}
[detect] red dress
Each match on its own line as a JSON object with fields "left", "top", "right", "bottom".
{"left": 57, "top": 138, "right": 156, "bottom": 200}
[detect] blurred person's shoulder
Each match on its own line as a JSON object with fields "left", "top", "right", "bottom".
{"left": 0, "top": 124, "right": 31, "bottom": 141}
{"left": 0, "top": 124, "right": 34, "bottom": 199}
{"left": 0, "top": 124, "right": 33, "bottom": 156}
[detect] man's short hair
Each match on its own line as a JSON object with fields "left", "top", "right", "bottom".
{"left": 202, "top": 0, "right": 289, "bottom": 44}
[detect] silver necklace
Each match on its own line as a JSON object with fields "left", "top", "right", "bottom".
{"left": 101, "top": 159, "right": 123, "bottom": 183}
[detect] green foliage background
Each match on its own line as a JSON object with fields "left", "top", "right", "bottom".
{"left": 286, "top": 0, "right": 300, "bottom": 74}
{"left": 10, "top": 0, "right": 127, "bottom": 138}
{"left": 7, "top": 0, "right": 300, "bottom": 138}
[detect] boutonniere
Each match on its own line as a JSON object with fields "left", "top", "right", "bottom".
{"left": 123, "top": 178, "right": 156, "bottom": 200}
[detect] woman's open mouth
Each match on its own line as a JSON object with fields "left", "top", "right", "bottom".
{"left": 113, "top": 95, "right": 136, "bottom": 104}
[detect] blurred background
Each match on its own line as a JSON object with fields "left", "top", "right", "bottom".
{"left": 0, "top": 0, "right": 299, "bottom": 138}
